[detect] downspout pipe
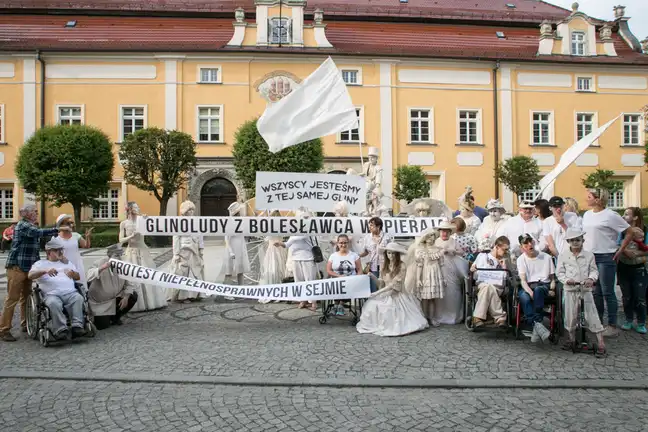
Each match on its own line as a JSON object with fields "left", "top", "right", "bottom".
{"left": 492, "top": 61, "right": 500, "bottom": 200}
{"left": 36, "top": 50, "right": 46, "bottom": 227}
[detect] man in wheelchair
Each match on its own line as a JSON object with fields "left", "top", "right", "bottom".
{"left": 27, "top": 238, "right": 85, "bottom": 340}
{"left": 470, "top": 236, "right": 511, "bottom": 328}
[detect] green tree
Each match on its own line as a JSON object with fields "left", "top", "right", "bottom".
{"left": 494, "top": 156, "right": 541, "bottom": 200}
{"left": 118, "top": 128, "right": 197, "bottom": 216}
{"left": 393, "top": 165, "right": 430, "bottom": 203}
{"left": 232, "top": 119, "right": 324, "bottom": 196}
{"left": 582, "top": 169, "right": 623, "bottom": 193}
{"left": 15, "top": 124, "right": 114, "bottom": 228}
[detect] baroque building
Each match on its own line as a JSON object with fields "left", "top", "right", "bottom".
{"left": 0, "top": 0, "right": 647, "bottom": 221}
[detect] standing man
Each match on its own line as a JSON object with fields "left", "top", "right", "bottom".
{"left": 0, "top": 205, "right": 58, "bottom": 342}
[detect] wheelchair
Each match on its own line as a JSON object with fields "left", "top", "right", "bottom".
{"left": 25, "top": 282, "right": 97, "bottom": 347}
{"left": 464, "top": 268, "right": 515, "bottom": 332}
{"left": 512, "top": 281, "right": 563, "bottom": 344}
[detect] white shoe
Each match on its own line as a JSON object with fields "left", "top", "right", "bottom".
{"left": 534, "top": 322, "right": 550, "bottom": 342}
{"left": 431, "top": 319, "right": 440, "bottom": 328}
{"left": 603, "top": 326, "right": 620, "bottom": 338}
{"left": 530, "top": 325, "right": 540, "bottom": 343}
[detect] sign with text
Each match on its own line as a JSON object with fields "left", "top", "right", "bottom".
{"left": 109, "top": 259, "right": 370, "bottom": 301}
{"left": 255, "top": 172, "right": 366, "bottom": 212}
{"left": 136, "top": 216, "right": 445, "bottom": 237}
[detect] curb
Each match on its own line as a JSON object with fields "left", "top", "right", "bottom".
{"left": 2, "top": 371, "right": 648, "bottom": 390}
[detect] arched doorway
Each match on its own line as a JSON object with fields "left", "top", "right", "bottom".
{"left": 200, "top": 177, "right": 238, "bottom": 216}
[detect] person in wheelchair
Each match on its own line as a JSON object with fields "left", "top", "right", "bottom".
{"left": 471, "top": 236, "right": 511, "bottom": 328}
{"left": 556, "top": 228, "right": 606, "bottom": 355}
{"left": 516, "top": 234, "right": 556, "bottom": 343}
{"left": 87, "top": 243, "right": 138, "bottom": 330}
{"left": 27, "top": 237, "right": 85, "bottom": 340}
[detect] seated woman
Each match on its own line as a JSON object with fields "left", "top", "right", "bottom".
{"left": 471, "top": 236, "right": 511, "bottom": 328}
{"left": 516, "top": 234, "right": 556, "bottom": 343}
{"left": 327, "top": 234, "right": 362, "bottom": 316}
{"left": 357, "top": 242, "right": 429, "bottom": 337}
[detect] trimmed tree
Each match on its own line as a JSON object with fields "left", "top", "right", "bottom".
{"left": 15, "top": 124, "right": 114, "bottom": 228}
{"left": 232, "top": 119, "right": 324, "bottom": 196}
{"left": 393, "top": 165, "right": 430, "bottom": 203}
{"left": 582, "top": 169, "right": 623, "bottom": 193}
{"left": 494, "top": 156, "right": 541, "bottom": 201}
{"left": 118, "top": 127, "right": 197, "bottom": 216}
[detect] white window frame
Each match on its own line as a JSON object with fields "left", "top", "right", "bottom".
{"left": 0, "top": 104, "right": 4, "bottom": 143}
{"left": 92, "top": 188, "right": 120, "bottom": 221}
{"left": 408, "top": 107, "right": 434, "bottom": 144}
{"left": 337, "top": 106, "right": 364, "bottom": 144}
{"left": 0, "top": 187, "right": 14, "bottom": 220}
{"left": 340, "top": 68, "right": 362, "bottom": 86}
{"left": 520, "top": 184, "right": 541, "bottom": 203}
{"left": 608, "top": 189, "right": 625, "bottom": 209}
{"left": 571, "top": 31, "right": 586, "bottom": 56}
{"left": 456, "top": 109, "right": 482, "bottom": 145}
{"left": 269, "top": 17, "right": 292, "bottom": 44}
{"left": 196, "top": 105, "right": 224, "bottom": 144}
{"left": 621, "top": 113, "right": 644, "bottom": 147}
{"left": 575, "top": 112, "right": 598, "bottom": 144}
{"left": 530, "top": 110, "right": 555, "bottom": 146}
{"left": 197, "top": 65, "right": 222, "bottom": 84}
{"left": 119, "top": 105, "right": 147, "bottom": 142}
{"left": 575, "top": 75, "right": 595, "bottom": 92}
{"left": 56, "top": 104, "right": 85, "bottom": 125}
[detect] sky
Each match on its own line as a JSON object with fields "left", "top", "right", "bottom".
{"left": 546, "top": 0, "right": 648, "bottom": 41}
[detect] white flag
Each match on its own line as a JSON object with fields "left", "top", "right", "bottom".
{"left": 257, "top": 57, "right": 359, "bottom": 153}
{"left": 535, "top": 114, "right": 621, "bottom": 200}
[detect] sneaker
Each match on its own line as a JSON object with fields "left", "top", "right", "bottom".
{"left": 336, "top": 305, "right": 345, "bottom": 316}
{"left": 621, "top": 321, "right": 634, "bottom": 331}
{"left": 0, "top": 332, "right": 17, "bottom": 342}
{"left": 534, "top": 322, "right": 550, "bottom": 342}
{"left": 636, "top": 324, "right": 647, "bottom": 335}
{"left": 603, "top": 326, "right": 620, "bottom": 338}
{"left": 530, "top": 325, "right": 540, "bottom": 343}
{"left": 431, "top": 319, "right": 440, "bottom": 328}
{"left": 71, "top": 327, "right": 85, "bottom": 339}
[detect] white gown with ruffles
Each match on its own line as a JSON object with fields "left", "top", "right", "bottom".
{"left": 434, "top": 237, "right": 468, "bottom": 324}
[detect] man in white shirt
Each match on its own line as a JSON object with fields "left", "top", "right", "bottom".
{"left": 28, "top": 237, "right": 84, "bottom": 340}
{"left": 543, "top": 196, "right": 582, "bottom": 258}
{"left": 495, "top": 201, "right": 542, "bottom": 259}
{"left": 516, "top": 234, "right": 556, "bottom": 343}
{"left": 471, "top": 236, "right": 511, "bottom": 328}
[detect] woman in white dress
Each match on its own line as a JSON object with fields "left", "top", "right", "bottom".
{"left": 435, "top": 221, "right": 467, "bottom": 324}
{"left": 259, "top": 210, "right": 288, "bottom": 303}
{"left": 358, "top": 242, "right": 429, "bottom": 337}
{"left": 474, "top": 199, "right": 508, "bottom": 251}
{"left": 119, "top": 201, "right": 167, "bottom": 312}
{"left": 225, "top": 202, "right": 251, "bottom": 285}
{"left": 458, "top": 186, "right": 481, "bottom": 236}
{"left": 167, "top": 201, "right": 204, "bottom": 303}
{"left": 54, "top": 214, "right": 94, "bottom": 289}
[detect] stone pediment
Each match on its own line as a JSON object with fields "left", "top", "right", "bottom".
{"left": 253, "top": 70, "right": 302, "bottom": 103}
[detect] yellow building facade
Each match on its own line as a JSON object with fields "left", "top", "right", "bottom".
{"left": 0, "top": 0, "right": 647, "bottom": 224}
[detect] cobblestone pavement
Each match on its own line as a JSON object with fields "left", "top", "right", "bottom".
{"left": 1, "top": 379, "right": 646, "bottom": 432}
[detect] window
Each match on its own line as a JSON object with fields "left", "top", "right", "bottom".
{"left": 57, "top": 106, "right": 83, "bottom": 125}
{"left": 623, "top": 114, "right": 641, "bottom": 146}
{"left": 608, "top": 190, "right": 625, "bottom": 209}
{"left": 93, "top": 189, "right": 119, "bottom": 220}
{"left": 269, "top": 18, "right": 291, "bottom": 44}
{"left": 532, "top": 112, "right": 552, "bottom": 145}
{"left": 341, "top": 69, "right": 361, "bottom": 85}
{"left": 0, "top": 188, "right": 13, "bottom": 220}
{"left": 520, "top": 185, "right": 541, "bottom": 203}
{"left": 571, "top": 31, "right": 586, "bottom": 56}
{"left": 339, "top": 108, "right": 363, "bottom": 143}
{"left": 197, "top": 106, "right": 223, "bottom": 143}
{"left": 0, "top": 104, "right": 4, "bottom": 143}
{"left": 576, "top": 77, "right": 593, "bottom": 92}
{"left": 409, "top": 109, "right": 433, "bottom": 143}
{"left": 457, "top": 110, "right": 481, "bottom": 144}
{"left": 198, "top": 67, "right": 220, "bottom": 84}
{"left": 120, "top": 106, "right": 146, "bottom": 141}
{"left": 576, "top": 113, "right": 595, "bottom": 142}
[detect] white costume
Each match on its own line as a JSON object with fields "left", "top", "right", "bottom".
{"left": 167, "top": 201, "right": 204, "bottom": 302}
{"left": 457, "top": 186, "right": 481, "bottom": 236}
{"left": 434, "top": 225, "right": 467, "bottom": 324}
{"left": 53, "top": 214, "right": 88, "bottom": 289}
{"left": 361, "top": 147, "right": 384, "bottom": 216}
{"left": 225, "top": 202, "right": 251, "bottom": 278}
{"left": 260, "top": 211, "right": 288, "bottom": 285}
{"left": 119, "top": 202, "right": 167, "bottom": 312}
{"left": 474, "top": 199, "right": 509, "bottom": 250}
{"left": 495, "top": 203, "right": 543, "bottom": 259}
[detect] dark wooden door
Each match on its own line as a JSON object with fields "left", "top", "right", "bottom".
{"left": 200, "top": 177, "right": 238, "bottom": 216}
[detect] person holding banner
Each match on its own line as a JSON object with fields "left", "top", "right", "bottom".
{"left": 359, "top": 217, "right": 391, "bottom": 293}
{"left": 358, "top": 242, "right": 429, "bottom": 337}
{"left": 327, "top": 234, "right": 362, "bottom": 316}
{"left": 225, "top": 202, "right": 251, "bottom": 286}
{"left": 471, "top": 236, "right": 511, "bottom": 328}
{"left": 259, "top": 210, "right": 288, "bottom": 303}
{"left": 167, "top": 201, "right": 204, "bottom": 303}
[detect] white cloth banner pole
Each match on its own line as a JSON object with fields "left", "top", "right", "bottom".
{"left": 109, "top": 259, "right": 371, "bottom": 301}
{"left": 136, "top": 216, "right": 445, "bottom": 237}
{"left": 534, "top": 114, "right": 622, "bottom": 200}
{"left": 257, "top": 57, "right": 359, "bottom": 153}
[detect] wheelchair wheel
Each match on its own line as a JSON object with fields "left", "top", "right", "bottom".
{"left": 85, "top": 321, "right": 97, "bottom": 338}
{"left": 26, "top": 295, "right": 39, "bottom": 340}
{"left": 39, "top": 329, "right": 50, "bottom": 347}
{"left": 319, "top": 316, "right": 327, "bottom": 325}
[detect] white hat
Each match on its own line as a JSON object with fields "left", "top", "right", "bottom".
{"left": 379, "top": 242, "right": 408, "bottom": 255}
{"left": 180, "top": 200, "right": 195, "bottom": 216}
{"left": 56, "top": 214, "right": 72, "bottom": 227}
{"left": 367, "top": 147, "right": 379, "bottom": 157}
{"left": 228, "top": 202, "right": 242, "bottom": 216}
{"left": 45, "top": 237, "right": 65, "bottom": 250}
{"left": 437, "top": 220, "right": 455, "bottom": 231}
{"left": 564, "top": 228, "right": 585, "bottom": 241}
{"left": 518, "top": 201, "right": 535, "bottom": 209}
{"left": 486, "top": 199, "right": 505, "bottom": 211}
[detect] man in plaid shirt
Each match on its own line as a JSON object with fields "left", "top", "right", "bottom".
{"left": 1, "top": 205, "right": 58, "bottom": 341}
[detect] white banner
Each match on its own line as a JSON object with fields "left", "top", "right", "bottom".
{"left": 255, "top": 172, "right": 366, "bottom": 212}
{"left": 109, "top": 259, "right": 370, "bottom": 301}
{"left": 136, "top": 216, "right": 445, "bottom": 237}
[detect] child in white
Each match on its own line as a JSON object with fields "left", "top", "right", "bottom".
{"left": 556, "top": 228, "right": 606, "bottom": 356}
